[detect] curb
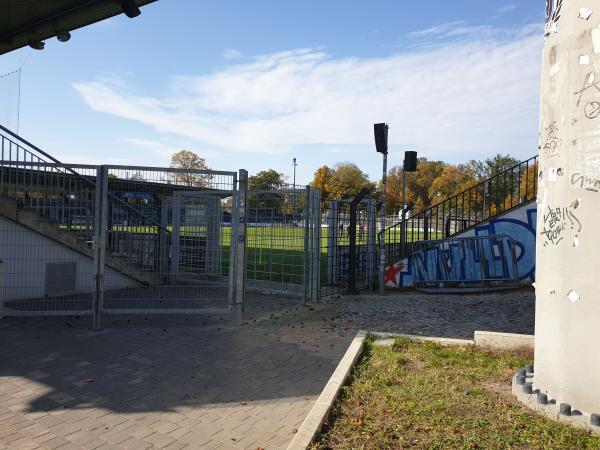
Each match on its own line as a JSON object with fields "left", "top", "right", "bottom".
{"left": 370, "top": 331, "right": 474, "bottom": 346}
{"left": 289, "top": 330, "right": 536, "bottom": 449}
{"left": 287, "top": 330, "right": 368, "bottom": 450}
{"left": 474, "top": 330, "right": 534, "bottom": 350}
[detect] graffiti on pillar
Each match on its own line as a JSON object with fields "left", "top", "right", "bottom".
{"left": 570, "top": 172, "right": 600, "bottom": 192}
{"left": 541, "top": 121, "right": 563, "bottom": 158}
{"left": 574, "top": 73, "right": 600, "bottom": 119}
{"left": 539, "top": 204, "right": 582, "bottom": 247}
{"left": 545, "top": 0, "right": 563, "bottom": 36}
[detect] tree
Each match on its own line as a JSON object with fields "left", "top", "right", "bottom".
{"left": 170, "top": 150, "right": 212, "bottom": 187}
{"left": 467, "top": 153, "right": 520, "bottom": 180}
{"left": 380, "top": 166, "right": 416, "bottom": 215}
{"left": 429, "top": 165, "right": 477, "bottom": 202}
{"left": 248, "top": 169, "right": 286, "bottom": 191}
{"left": 328, "top": 162, "right": 375, "bottom": 195}
{"left": 311, "top": 165, "right": 333, "bottom": 195}
{"left": 405, "top": 158, "right": 446, "bottom": 210}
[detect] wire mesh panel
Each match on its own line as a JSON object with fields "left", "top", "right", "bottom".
{"left": 321, "top": 186, "right": 377, "bottom": 297}
{"left": 246, "top": 187, "right": 310, "bottom": 297}
{"left": 100, "top": 166, "right": 237, "bottom": 314}
{"left": 0, "top": 156, "right": 99, "bottom": 316}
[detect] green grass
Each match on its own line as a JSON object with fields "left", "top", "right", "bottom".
{"left": 61, "top": 223, "right": 429, "bottom": 284}
{"left": 312, "top": 338, "right": 600, "bottom": 449}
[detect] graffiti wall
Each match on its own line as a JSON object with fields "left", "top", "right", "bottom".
{"left": 385, "top": 201, "right": 537, "bottom": 288}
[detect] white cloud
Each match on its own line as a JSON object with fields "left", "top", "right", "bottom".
{"left": 72, "top": 23, "right": 543, "bottom": 163}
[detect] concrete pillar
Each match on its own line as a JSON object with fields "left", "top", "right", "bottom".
{"left": 535, "top": 0, "right": 600, "bottom": 414}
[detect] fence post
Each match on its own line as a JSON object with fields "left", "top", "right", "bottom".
{"left": 92, "top": 165, "right": 108, "bottom": 330}
{"left": 309, "top": 188, "right": 322, "bottom": 301}
{"left": 327, "top": 201, "right": 338, "bottom": 285}
{"left": 367, "top": 199, "right": 377, "bottom": 289}
{"left": 234, "top": 169, "right": 248, "bottom": 309}
{"left": 348, "top": 188, "right": 370, "bottom": 294}
{"left": 303, "top": 186, "right": 310, "bottom": 305}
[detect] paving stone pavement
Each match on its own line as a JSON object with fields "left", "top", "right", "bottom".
{"left": 0, "top": 289, "right": 534, "bottom": 449}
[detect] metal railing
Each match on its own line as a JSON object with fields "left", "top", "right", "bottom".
{"left": 381, "top": 155, "right": 538, "bottom": 264}
{"left": 412, "top": 235, "right": 519, "bottom": 289}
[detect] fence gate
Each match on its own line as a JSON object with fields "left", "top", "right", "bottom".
{"left": 245, "top": 186, "right": 321, "bottom": 303}
{"left": 100, "top": 166, "right": 238, "bottom": 316}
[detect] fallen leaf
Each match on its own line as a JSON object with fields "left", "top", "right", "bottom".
{"left": 292, "top": 428, "right": 298, "bottom": 433}
{"left": 85, "top": 378, "right": 93, "bottom": 383}
{"left": 240, "top": 400, "right": 247, "bottom": 405}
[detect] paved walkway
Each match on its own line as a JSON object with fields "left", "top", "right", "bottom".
{"left": 0, "top": 289, "right": 534, "bottom": 450}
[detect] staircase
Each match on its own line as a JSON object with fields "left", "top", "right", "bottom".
{"left": 381, "top": 155, "right": 538, "bottom": 290}
{"left": 0, "top": 124, "right": 165, "bottom": 287}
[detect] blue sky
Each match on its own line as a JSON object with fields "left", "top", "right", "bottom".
{"left": 0, "top": 1, "right": 544, "bottom": 184}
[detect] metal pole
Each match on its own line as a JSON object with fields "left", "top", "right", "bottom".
{"left": 400, "top": 169, "right": 407, "bottom": 256}
{"left": 378, "top": 152, "right": 388, "bottom": 295}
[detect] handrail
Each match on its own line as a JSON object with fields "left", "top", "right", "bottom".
{"left": 381, "top": 154, "right": 538, "bottom": 264}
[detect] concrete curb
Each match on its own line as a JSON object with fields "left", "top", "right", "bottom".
{"left": 370, "top": 331, "right": 474, "bottom": 346}
{"left": 287, "top": 330, "right": 368, "bottom": 450}
{"left": 288, "top": 330, "right": 537, "bottom": 449}
{"left": 474, "top": 331, "right": 534, "bottom": 350}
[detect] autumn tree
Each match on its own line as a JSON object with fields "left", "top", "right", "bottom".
{"left": 328, "top": 162, "right": 375, "bottom": 194}
{"left": 310, "top": 165, "right": 333, "bottom": 196}
{"left": 429, "top": 165, "right": 477, "bottom": 202}
{"left": 380, "top": 166, "right": 416, "bottom": 215}
{"left": 404, "top": 158, "right": 446, "bottom": 210}
{"left": 170, "top": 150, "right": 212, "bottom": 187}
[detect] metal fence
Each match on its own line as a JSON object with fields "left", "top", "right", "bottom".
{"left": 245, "top": 186, "right": 321, "bottom": 302}
{"left": 0, "top": 125, "right": 244, "bottom": 325}
{"left": 412, "top": 235, "right": 519, "bottom": 290}
{"left": 321, "top": 185, "right": 377, "bottom": 297}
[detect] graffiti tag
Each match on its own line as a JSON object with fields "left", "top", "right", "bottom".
{"left": 542, "top": 121, "right": 562, "bottom": 158}
{"left": 571, "top": 172, "right": 600, "bottom": 192}
{"left": 540, "top": 205, "right": 582, "bottom": 247}
{"left": 545, "top": 0, "right": 563, "bottom": 36}
{"left": 574, "top": 73, "right": 600, "bottom": 119}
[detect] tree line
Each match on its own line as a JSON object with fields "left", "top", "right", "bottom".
{"left": 168, "top": 150, "right": 532, "bottom": 216}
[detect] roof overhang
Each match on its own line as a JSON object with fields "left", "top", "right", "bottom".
{"left": 0, "top": 0, "right": 157, "bottom": 55}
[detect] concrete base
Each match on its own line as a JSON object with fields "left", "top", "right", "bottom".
{"left": 474, "top": 331, "right": 534, "bottom": 351}
{"left": 512, "top": 370, "right": 600, "bottom": 436}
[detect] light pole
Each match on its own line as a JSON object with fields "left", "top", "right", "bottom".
{"left": 293, "top": 158, "right": 297, "bottom": 189}
{"left": 374, "top": 123, "right": 388, "bottom": 295}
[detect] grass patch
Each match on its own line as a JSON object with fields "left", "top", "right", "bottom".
{"left": 312, "top": 338, "right": 600, "bottom": 449}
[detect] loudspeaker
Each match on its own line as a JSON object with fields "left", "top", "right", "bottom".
{"left": 121, "top": 0, "right": 141, "bottom": 18}
{"left": 403, "top": 151, "right": 418, "bottom": 172}
{"left": 374, "top": 123, "right": 388, "bottom": 154}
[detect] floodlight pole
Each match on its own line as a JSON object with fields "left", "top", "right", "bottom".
{"left": 378, "top": 150, "right": 388, "bottom": 296}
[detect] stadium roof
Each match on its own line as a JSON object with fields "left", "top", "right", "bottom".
{"left": 0, "top": 0, "right": 157, "bottom": 55}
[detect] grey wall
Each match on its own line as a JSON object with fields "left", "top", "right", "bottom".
{"left": 535, "top": 0, "right": 600, "bottom": 414}
{"left": 0, "top": 216, "right": 138, "bottom": 301}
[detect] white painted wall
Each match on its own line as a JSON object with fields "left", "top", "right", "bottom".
{"left": 0, "top": 216, "right": 138, "bottom": 301}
